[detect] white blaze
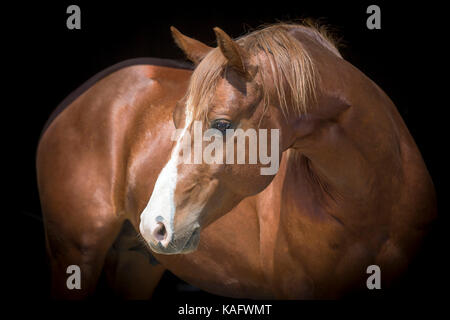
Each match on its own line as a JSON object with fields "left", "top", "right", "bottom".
{"left": 139, "top": 108, "right": 193, "bottom": 246}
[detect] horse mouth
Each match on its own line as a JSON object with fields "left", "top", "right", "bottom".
{"left": 149, "top": 227, "right": 200, "bottom": 255}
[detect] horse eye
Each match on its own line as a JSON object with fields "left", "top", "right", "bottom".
{"left": 211, "top": 119, "right": 232, "bottom": 134}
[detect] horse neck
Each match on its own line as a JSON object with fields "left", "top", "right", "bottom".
{"left": 281, "top": 49, "right": 405, "bottom": 212}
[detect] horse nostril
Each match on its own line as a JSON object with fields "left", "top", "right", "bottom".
{"left": 153, "top": 222, "right": 167, "bottom": 242}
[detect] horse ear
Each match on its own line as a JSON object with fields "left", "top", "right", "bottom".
{"left": 213, "top": 27, "right": 247, "bottom": 76}
{"left": 170, "top": 26, "right": 213, "bottom": 65}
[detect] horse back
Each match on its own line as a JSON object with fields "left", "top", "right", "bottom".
{"left": 40, "top": 58, "right": 193, "bottom": 139}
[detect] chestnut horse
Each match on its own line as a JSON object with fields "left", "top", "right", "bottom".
{"left": 36, "top": 23, "right": 436, "bottom": 299}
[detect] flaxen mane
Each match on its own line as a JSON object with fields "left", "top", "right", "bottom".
{"left": 186, "top": 22, "right": 342, "bottom": 121}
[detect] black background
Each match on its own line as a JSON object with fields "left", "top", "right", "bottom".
{"left": 6, "top": 0, "right": 447, "bottom": 317}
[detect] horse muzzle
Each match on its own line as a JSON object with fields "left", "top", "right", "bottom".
{"left": 140, "top": 216, "right": 201, "bottom": 254}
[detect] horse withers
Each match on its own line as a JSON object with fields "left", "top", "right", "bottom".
{"left": 36, "top": 23, "right": 436, "bottom": 299}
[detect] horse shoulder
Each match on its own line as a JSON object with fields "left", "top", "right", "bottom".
{"left": 37, "top": 62, "right": 191, "bottom": 226}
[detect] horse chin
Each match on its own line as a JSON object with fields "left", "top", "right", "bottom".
{"left": 179, "top": 228, "right": 201, "bottom": 253}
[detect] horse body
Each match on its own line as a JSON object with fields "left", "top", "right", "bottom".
{"left": 37, "top": 24, "right": 436, "bottom": 299}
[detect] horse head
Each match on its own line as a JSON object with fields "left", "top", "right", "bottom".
{"left": 139, "top": 26, "right": 315, "bottom": 254}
